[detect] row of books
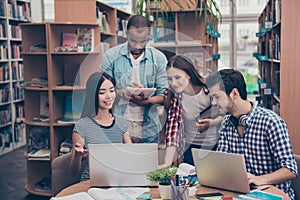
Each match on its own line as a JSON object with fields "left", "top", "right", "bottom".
{"left": 259, "top": 32, "right": 280, "bottom": 60}
{"left": 61, "top": 28, "right": 94, "bottom": 52}
{"left": 0, "top": 87, "right": 10, "bottom": 104}
{"left": 0, "top": 64, "right": 9, "bottom": 82}
{"left": 0, "top": 23, "right": 6, "bottom": 38}
{"left": 14, "top": 122, "right": 25, "bottom": 143}
{"left": 116, "top": 18, "right": 128, "bottom": 37}
{"left": 32, "top": 91, "right": 83, "bottom": 124}
{"left": 0, "top": 129, "right": 12, "bottom": 148}
{"left": 0, "top": 109, "right": 11, "bottom": 126}
{"left": 10, "top": 44, "right": 21, "bottom": 59}
{"left": 96, "top": 8, "right": 111, "bottom": 33}
{"left": 11, "top": 61, "right": 24, "bottom": 80}
{"left": 9, "top": 25, "right": 21, "bottom": 39}
{"left": 15, "top": 104, "right": 24, "bottom": 120}
{"left": 12, "top": 84, "right": 24, "bottom": 101}
{"left": 7, "top": 0, "right": 31, "bottom": 21}
{"left": 0, "top": 45, "right": 8, "bottom": 60}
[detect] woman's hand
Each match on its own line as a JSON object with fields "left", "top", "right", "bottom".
{"left": 196, "top": 118, "right": 211, "bottom": 132}
{"left": 74, "top": 142, "right": 88, "bottom": 157}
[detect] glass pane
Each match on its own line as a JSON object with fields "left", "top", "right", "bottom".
{"left": 218, "top": 23, "right": 230, "bottom": 69}
{"left": 236, "top": 22, "right": 259, "bottom": 94}
{"left": 216, "top": 0, "right": 230, "bottom": 16}
{"left": 44, "top": 0, "right": 54, "bottom": 22}
{"left": 236, "top": 0, "right": 268, "bottom": 15}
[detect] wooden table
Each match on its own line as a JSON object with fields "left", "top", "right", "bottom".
{"left": 56, "top": 180, "right": 290, "bottom": 199}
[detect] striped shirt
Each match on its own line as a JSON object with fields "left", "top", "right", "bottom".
{"left": 73, "top": 115, "right": 128, "bottom": 181}
{"left": 217, "top": 105, "right": 297, "bottom": 200}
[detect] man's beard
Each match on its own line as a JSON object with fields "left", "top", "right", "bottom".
{"left": 130, "top": 48, "right": 145, "bottom": 55}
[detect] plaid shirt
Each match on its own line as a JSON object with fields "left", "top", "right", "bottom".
{"left": 217, "top": 105, "right": 298, "bottom": 200}
{"left": 165, "top": 93, "right": 185, "bottom": 155}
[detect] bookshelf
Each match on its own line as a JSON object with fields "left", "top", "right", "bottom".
{"left": 21, "top": 22, "right": 101, "bottom": 196}
{"left": 149, "top": 9, "right": 219, "bottom": 77}
{"left": 54, "top": 0, "right": 132, "bottom": 50}
{"left": 0, "top": 0, "right": 31, "bottom": 156}
{"left": 256, "top": 0, "right": 281, "bottom": 113}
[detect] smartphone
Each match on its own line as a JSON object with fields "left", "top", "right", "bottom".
{"left": 196, "top": 192, "right": 224, "bottom": 199}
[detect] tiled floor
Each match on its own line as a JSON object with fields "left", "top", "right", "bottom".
{"left": 0, "top": 146, "right": 50, "bottom": 200}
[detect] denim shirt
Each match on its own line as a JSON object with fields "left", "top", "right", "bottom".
{"left": 100, "top": 42, "right": 168, "bottom": 142}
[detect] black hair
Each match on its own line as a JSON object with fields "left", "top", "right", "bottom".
{"left": 81, "top": 72, "right": 115, "bottom": 118}
{"left": 167, "top": 54, "right": 207, "bottom": 88}
{"left": 206, "top": 69, "right": 247, "bottom": 100}
{"left": 126, "top": 15, "right": 151, "bottom": 30}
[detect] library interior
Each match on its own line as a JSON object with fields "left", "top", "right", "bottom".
{"left": 0, "top": 0, "right": 300, "bottom": 200}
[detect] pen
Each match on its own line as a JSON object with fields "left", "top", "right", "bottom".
{"left": 170, "top": 173, "right": 175, "bottom": 185}
{"left": 175, "top": 174, "right": 180, "bottom": 186}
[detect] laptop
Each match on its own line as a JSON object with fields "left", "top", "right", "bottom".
{"left": 88, "top": 143, "right": 158, "bottom": 187}
{"left": 191, "top": 148, "right": 251, "bottom": 193}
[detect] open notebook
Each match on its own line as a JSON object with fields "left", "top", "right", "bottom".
{"left": 50, "top": 187, "right": 149, "bottom": 200}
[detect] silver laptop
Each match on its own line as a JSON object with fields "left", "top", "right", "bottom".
{"left": 88, "top": 143, "right": 158, "bottom": 187}
{"left": 191, "top": 148, "right": 250, "bottom": 193}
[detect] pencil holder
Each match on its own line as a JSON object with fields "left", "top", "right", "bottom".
{"left": 171, "top": 185, "right": 189, "bottom": 200}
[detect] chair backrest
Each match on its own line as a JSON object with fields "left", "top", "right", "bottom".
{"left": 292, "top": 154, "right": 300, "bottom": 200}
{"left": 51, "top": 153, "right": 85, "bottom": 196}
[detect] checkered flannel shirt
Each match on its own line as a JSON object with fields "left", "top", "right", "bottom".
{"left": 217, "top": 105, "right": 298, "bottom": 200}
{"left": 165, "top": 93, "right": 185, "bottom": 155}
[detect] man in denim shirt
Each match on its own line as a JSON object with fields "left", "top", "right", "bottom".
{"left": 100, "top": 15, "right": 168, "bottom": 143}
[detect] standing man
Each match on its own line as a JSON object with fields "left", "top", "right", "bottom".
{"left": 100, "top": 15, "right": 168, "bottom": 143}
{"left": 206, "top": 69, "right": 297, "bottom": 200}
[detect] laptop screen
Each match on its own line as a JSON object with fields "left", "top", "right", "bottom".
{"left": 88, "top": 143, "right": 158, "bottom": 187}
{"left": 192, "top": 148, "right": 250, "bottom": 193}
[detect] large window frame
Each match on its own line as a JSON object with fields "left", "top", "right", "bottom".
{"left": 219, "top": 0, "right": 265, "bottom": 69}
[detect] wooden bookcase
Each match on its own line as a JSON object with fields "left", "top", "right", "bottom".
{"left": 21, "top": 0, "right": 132, "bottom": 196}
{"left": 258, "top": 0, "right": 300, "bottom": 154}
{"left": 149, "top": 9, "right": 219, "bottom": 77}
{"left": 21, "top": 22, "right": 101, "bottom": 196}
{"left": 257, "top": 0, "right": 281, "bottom": 113}
{"left": 280, "top": 0, "right": 300, "bottom": 154}
{"left": 0, "top": 0, "right": 31, "bottom": 156}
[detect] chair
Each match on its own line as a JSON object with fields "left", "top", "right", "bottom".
{"left": 51, "top": 152, "right": 85, "bottom": 196}
{"left": 292, "top": 154, "right": 300, "bottom": 200}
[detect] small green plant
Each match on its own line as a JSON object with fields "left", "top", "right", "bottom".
{"left": 147, "top": 167, "right": 177, "bottom": 185}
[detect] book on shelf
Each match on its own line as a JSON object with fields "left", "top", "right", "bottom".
{"left": 102, "top": 11, "right": 111, "bottom": 33}
{"left": 50, "top": 187, "right": 149, "bottom": 200}
{"left": 31, "top": 77, "right": 48, "bottom": 88}
{"left": 77, "top": 28, "right": 94, "bottom": 52}
{"left": 0, "top": 1, "right": 5, "bottom": 17}
{"left": 63, "top": 91, "right": 84, "bottom": 120}
{"left": 34, "top": 177, "right": 51, "bottom": 192}
{"left": 28, "top": 148, "right": 50, "bottom": 160}
{"left": 61, "top": 32, "right": 78, "bottom": 47}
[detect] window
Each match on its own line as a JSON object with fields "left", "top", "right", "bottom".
{"left": 216, "top": 0, "right": 267, "bottom": 94}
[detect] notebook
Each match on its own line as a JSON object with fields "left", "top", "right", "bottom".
{"left": 88, "top": 143, "right": 158, "bottom": 187}
{"left": 191, "top": 149, "right": 251, "bottom": 193}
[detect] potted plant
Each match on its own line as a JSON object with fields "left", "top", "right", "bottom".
{"left": 147, "top": 167, "right": 177, "bottom": 199}
{"left": 134, "top": 0, "right": 225, "bottom": 25}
